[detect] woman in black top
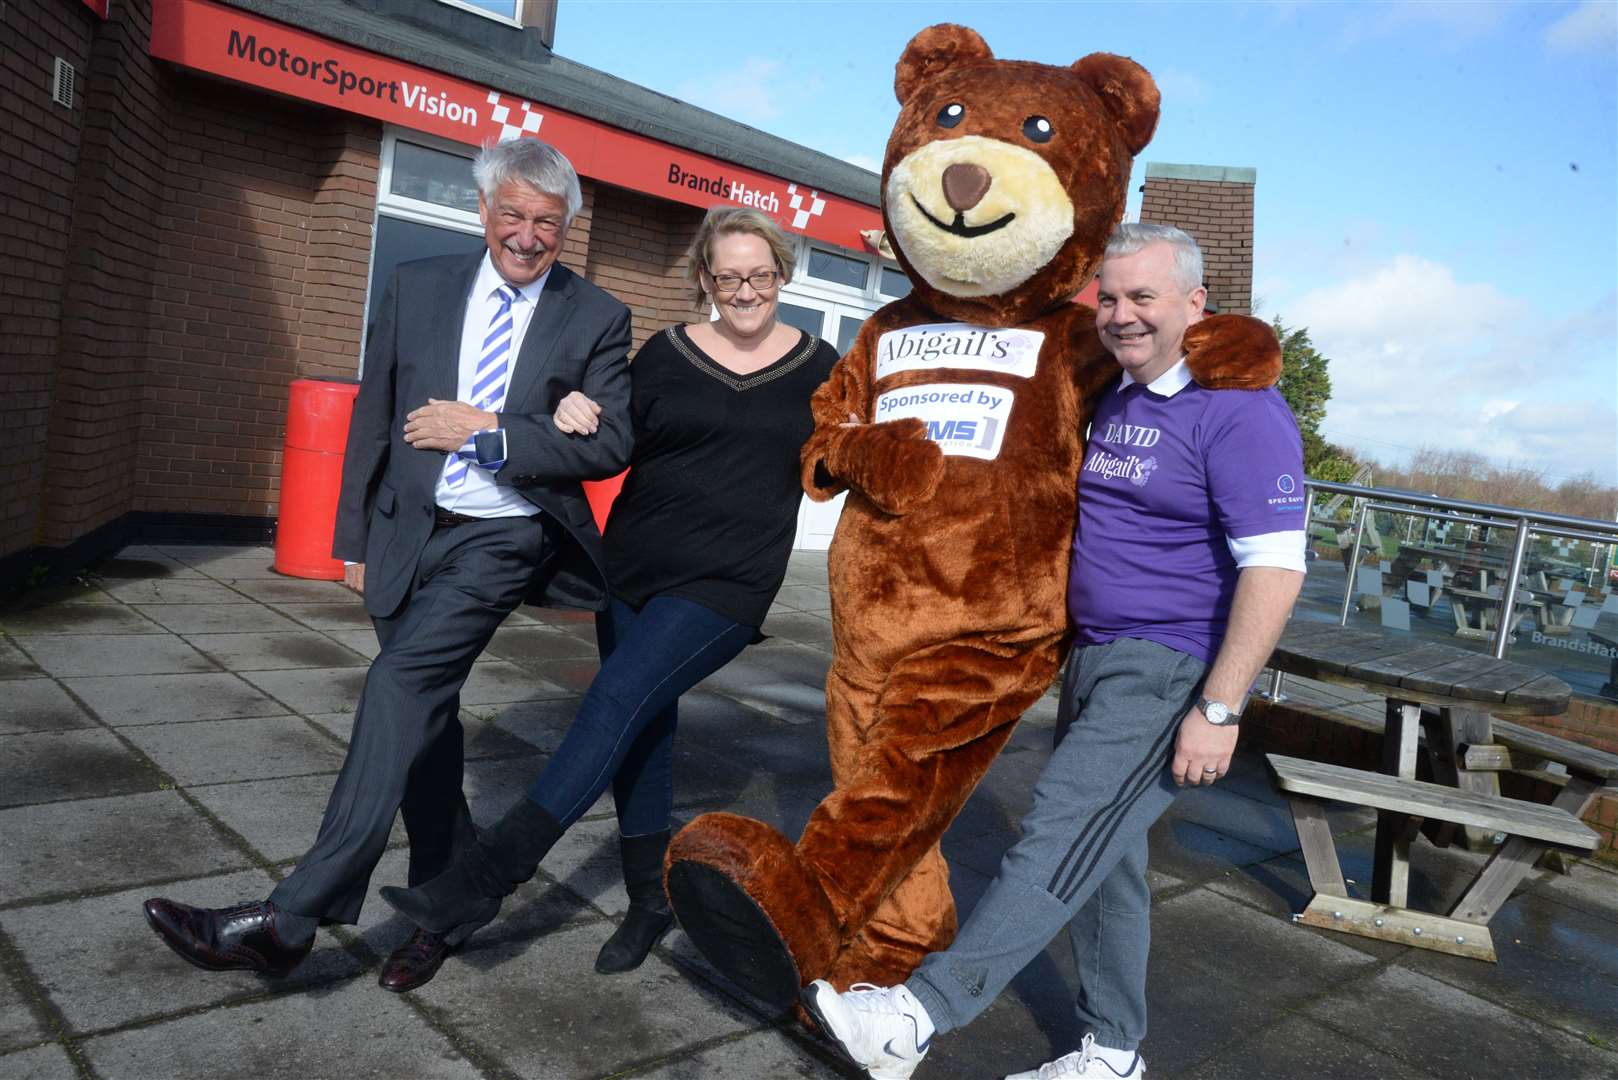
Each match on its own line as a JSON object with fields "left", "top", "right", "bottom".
{"left": 383, "top": 206, "right": 840, "bottom": 976}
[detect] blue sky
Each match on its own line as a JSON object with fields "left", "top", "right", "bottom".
{"left": 557, "top": 0, "right": 1617, "bottom": 487}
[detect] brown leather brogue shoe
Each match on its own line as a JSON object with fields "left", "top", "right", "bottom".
{"left": 143, "top": 898, "right": 312, "bottom": 977}
{"left": 377, "top": 928, "right": 451, "bottom": 993}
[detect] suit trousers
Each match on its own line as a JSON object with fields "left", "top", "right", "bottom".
{"left": 270, "top": 514, "right": 549, "bottom": 924}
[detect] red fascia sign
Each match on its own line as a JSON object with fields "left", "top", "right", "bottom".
{"left": 147, "top": 0, "right": 881, "bottom": 250}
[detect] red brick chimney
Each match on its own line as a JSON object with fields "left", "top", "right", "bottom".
{"left": 1138, "top": 162, "right": 1255, "bottom": 315}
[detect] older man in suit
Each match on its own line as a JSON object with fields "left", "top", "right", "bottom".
{"left": 144, "top": 138, "right": 632, "bottom": 992}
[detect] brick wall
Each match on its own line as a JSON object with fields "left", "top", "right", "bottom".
{"left": 138, "top": 79, "right": 382, "bottom": 518}
{"left": 583, "top": 184, "right": 707, "bottom": 349}
{"left": 0, "top": 0, "right": 96, "bottom": 559}
{"left": 1139, "top": 162, "right": 1255, "bottom": 316}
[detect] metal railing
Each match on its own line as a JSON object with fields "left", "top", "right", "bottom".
{"left": 1263, "top": 480, "right": 1618, "bottom": 701}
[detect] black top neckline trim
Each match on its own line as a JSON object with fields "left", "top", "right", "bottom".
{"left": 667, "top": 325, "right": 822, "bottom": 391}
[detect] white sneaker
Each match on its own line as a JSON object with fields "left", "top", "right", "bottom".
{"left": 1003, "top": 1034, "right": 1144, "bottom": 1079}
{"left": 802, "top": 979, "right": 933, "bottom": 1079}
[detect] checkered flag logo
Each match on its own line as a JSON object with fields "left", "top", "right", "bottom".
{"left": 487, "top": 91, "right": 544, "bottom": 142}
{"left": 787, "top": 183, "right": 826, "bottom": 230}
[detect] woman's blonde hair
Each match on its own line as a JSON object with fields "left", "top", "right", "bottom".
{"left": 684, "top": 205, "right": 797, "bottom": 305}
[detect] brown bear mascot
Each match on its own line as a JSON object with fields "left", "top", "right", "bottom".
{"left": 665, "top": 24, "right": 1279, "bottom": 1010}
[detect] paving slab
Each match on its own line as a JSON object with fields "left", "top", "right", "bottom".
{"left": 1, "top": 729, "right": 160, "bottom": 808}
{"left": 158, "top": 545, "right": 277, "bottom": 567}
{"left": 1151, "top": 886, "right": 1384, "bottom": 1008}
{"left": 185, "top": 630, "right": 369, "bottom": 671}
{"left": 223, "top": 577, "right": 357, "bottom": 604}
{"left": 478, "top": 696, "right": 585, "bottom": 753}
{"left": 518, "top": 656, "right": 604, "bottom": 694}
{"left": 192, "top": 557, "right": 286, "bottom": 581}
{"left": 0, "top": 961, "right": 50, "bottom": 1052}
{"left": 759, "top": 609, "right": 836, "bottom": 650}
{"left": 0, "top": 790, "right": 245, "bottom": 905}
{"left": 1528, "top": 859, "right": 1618, "bottom": 922}
{"left": 404, "top": 919, "right": 761, "bottom": 1079}
{"left": 772, "top": 583, "right": 831, "bottom": 614}
{"left": 0, "top": 869, "right": 364, "bottom": 1035}
{"left": 0, "top": 605, "right": 163, "bottom": 635}
{"left": 91, "top": 553, "right": 206, "bottom": 579}
{"left": 14, "top": 633, "right": 220, "bottom": 678}
{"left": 65, "top": 672, "right": 286, "bottom": 727}
{"left": 101, "top": 579, "right": 249, "bottom": 605}
{"left": 1145, "top": 817, "right": 1282, "bottom": 885}
{"left": 133, "top": 603, "right": 302, "bottom": 635}
{"left": 77, "top": 980, "right": 485, "bottom": 1080}
{"left": 188, "top": 772, "right": 403, "bottom": 865}
{"left": 237, "top": 666, "right": 369, "bottom": 715}
{"left": 695, "top": 645, "right": 830, "bottom": 726}
{"left": 122, "top": 715, "right": 348, "bottom": 786}
{"left": 630, "top": 1026, "right": 843, "bottom": 1079}
{"left": 1398, "top": 889, "right": 1618, "bottom": 1040}
{"left": 273, "top": 603, "right": 375, "bottom": 630}
{"left": 1299, "top": 964, "right": 1618, "bottom": 1080}
{"left": 1180, "top": 1014, "right": 1433, "bottom": 1079}
{"left": 0, "top": 1042, "right": 78, "bottom": 1080}
{"left": 459, "top": 658, "right": 573, "bottom": 705}
{"left": 0, "top": 638, "right": 45, "bottom": 679}
{"left": 0, "top": 679, "right": 95, "bottom": 734}
{"left": 320, "top": 628, "right": 381, "bottom": 659}
{"left": 484, "top": 623, "right": 602, "bottom": 663}
{"left": 1159, "top": 783, "right": 1306, "bottom": 858}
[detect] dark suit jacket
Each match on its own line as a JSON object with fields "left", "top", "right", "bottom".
{"left": 332, "top": 253, "right": 633, "bottom": 618}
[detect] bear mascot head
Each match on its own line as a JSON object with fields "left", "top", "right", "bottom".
{"left": 664, "top": 24, "right": 1279, "bottom": 1013}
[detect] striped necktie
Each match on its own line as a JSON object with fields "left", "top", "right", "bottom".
{"left": 446, "top": 283, "right": 518, "bottom": 487}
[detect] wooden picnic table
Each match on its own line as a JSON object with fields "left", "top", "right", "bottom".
{"left": 1447, "top": 586, "right": 1538, "bottom": 642}
{"left": 1264, "top": 622, "right": 1596, "bottom": 962}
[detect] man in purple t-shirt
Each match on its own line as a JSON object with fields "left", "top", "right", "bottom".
{"left": 806, "top": 224, "right": 1307, "bottom": 1080}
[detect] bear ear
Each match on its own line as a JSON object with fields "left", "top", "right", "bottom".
{"left": 1071, "top": 53, "right": 1160, "bottom": 156}
{"left": 894, "top": 24, "right": 994, "bottom": 104}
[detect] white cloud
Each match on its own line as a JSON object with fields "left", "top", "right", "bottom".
{"left": 1546, "top": 1, "right": 1618, "bottom": 54}
{"left": 841, "top": 152, "right": 882, "bottom": 173}
{"left": 1290, "top": 256, "right": 1617, "bottom": 484}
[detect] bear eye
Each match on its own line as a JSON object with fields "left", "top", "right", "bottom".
{"left": 1023, "top": 116, "right": 1053, "bottom": 143}
{"left": 936, "top": 102, "right": 965, "bottom": 128}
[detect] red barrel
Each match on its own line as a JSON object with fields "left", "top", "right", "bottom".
{"left": 274, "top": 377, "right": 361, "bottom": 580}
{"left": 583, "top": 469, "right": 628, "bottom": 533}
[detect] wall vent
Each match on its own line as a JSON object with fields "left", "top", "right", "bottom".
{"left": 53, "top": 57, "right": 76, "bottom": 109}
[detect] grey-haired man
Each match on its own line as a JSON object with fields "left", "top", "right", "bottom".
{"left": 144, "top": 138, "right": 632, "bottom": 992}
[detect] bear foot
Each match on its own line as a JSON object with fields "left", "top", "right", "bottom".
{"left": 666, "top": 860, "right": 801, "bottom": 1009}
{"left": 666, "top": 812, "right": 842, "bottom": 1009}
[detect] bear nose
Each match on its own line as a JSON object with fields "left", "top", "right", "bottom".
{"left": 942, "top": 163, "right": 991, "bottom": 213}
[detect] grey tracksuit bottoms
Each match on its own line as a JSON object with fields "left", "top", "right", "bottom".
{"left": 906, "top": 636, "right": 1207, "bottom": 1053}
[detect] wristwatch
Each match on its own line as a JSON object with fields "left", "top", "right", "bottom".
{"left": 1197, "top": 696, "right": 1241, "bottom": 726}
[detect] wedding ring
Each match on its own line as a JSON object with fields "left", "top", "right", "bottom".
{"left": 1202, "top": 766, "right": 1219, "bottom": 774}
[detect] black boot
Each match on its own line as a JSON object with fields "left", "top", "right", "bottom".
{"left": 595, "top": 829, "right": 675, "bottom": 974}
{"left": 380, "top": 799, "right": 562, "bottom": 940}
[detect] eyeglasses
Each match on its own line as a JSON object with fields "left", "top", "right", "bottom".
{"left": 706, "top": 269, "right": 781, "bottom": 293}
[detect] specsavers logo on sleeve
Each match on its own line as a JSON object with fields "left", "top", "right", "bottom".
{"left": 874, "top": 384, "right": 1014, "bottom": 460}
{"left": 874, "top": 324, "right": 1044, "bottom": 380}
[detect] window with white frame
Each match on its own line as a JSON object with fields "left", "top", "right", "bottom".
{"left": 777, "top": 237, "right": 910, "bottom": 355}
{"left": 434, "top": 0, "right": 521, "bottom": 28}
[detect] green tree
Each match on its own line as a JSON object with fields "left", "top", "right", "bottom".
{"left": 1271, "top": 317, "right": 1358, "bottom": 481}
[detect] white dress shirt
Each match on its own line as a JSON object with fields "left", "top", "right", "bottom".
{"left": 434, "top": 254, "right": 551, "bottom": 518}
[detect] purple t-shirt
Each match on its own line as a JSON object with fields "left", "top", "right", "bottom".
{"left": 1069, "top": 373, "right": 1305, "bottom": 662}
